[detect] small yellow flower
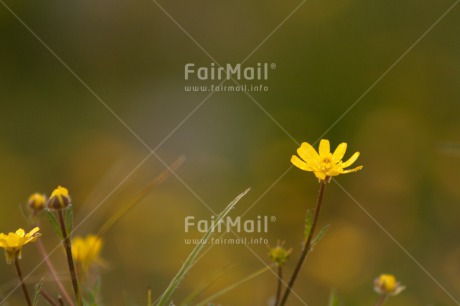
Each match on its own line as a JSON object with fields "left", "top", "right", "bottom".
{"left": 47, "top": 185, "right": 71, "bottom": 210}
{"left": 28, "top": 193, "right": 47, "bottom": 212}
{"left": 72, "top": 235, "right": 103, "bottom": 272}
{"left": 268, "top": 242, "right": 292, "bottom": 267}
{"left": 0, "top": 227, "right": 41, "bottom": 264}
{"left": 291, "top": 139, "right": 363, "bottom": 182}
{"left": 374, "top": 274, "right": 405, "bottom": 295}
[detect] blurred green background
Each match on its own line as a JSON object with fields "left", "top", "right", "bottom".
{"left": 1, "top": 0, "right": 460, "bottom": 305}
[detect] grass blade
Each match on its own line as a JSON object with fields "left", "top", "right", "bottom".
{"left": 195, "top": 265, "right": 270, "bottom": 306}
{"left": 156, "top": 188, "right": 250, "bottom": 306}
{"left": 180, "top": 263, "right": 233, "bottom": 306}
{"left": 98, "top": 156, "right": 185, "bottom": 236}
{"left": 328, "top": 289, "right": 341, "bottom": 306}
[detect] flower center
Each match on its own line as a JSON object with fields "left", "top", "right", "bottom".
{"left": 320, "top": 155, "right": 334, "bottom": 171}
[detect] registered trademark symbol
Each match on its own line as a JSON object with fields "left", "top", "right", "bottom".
{"left": 270, "top": 63, "right": 276, "bottom": 69}
{"left": 270, "top": 216, "right": 276, "bottom": 222}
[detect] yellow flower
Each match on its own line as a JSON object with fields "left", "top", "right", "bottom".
{"left": 268, "top": 242, "right": 292, "bottom": 267}
{"left": 291, "top": 139, "right": 363, "bottom": 182}
{"left": 28, "top": 193, "right": 47, "bottom": 212}
{"left": 72, "top": 235, "right": 103, "bottom": 272}
{"left": 47, "top": 185, "right": 71, "bottom": 210}
{"left": 0, "top": 227, "right": 41, "bottom": 264}
{"left": 374, "top": 274, "right": 405, "bottom": 295}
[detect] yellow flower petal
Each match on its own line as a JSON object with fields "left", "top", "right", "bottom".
{"left": 332, "top": 143, "right": 347, "bottom": 161}
{"left": 15, "top": 229, "right": 25, "bottom": 236}
{"left": 28, "top": 227, "right": 40, "bottom": 236}
{"left": 291, "top": 155, "right": 313, "bottom": 171}
{"left": 342, "top": 151, "right": 360, "bottom": 168}
{"left": 341, "top": 166, "right": 363, "bottom": 174}
{"left": 314, "top": 171, "right": 327, "bottom": 181}
{"left": 297, "top": 142, "right": 319, "bottom": 161}
{"left": 319, "top": 139, "right": 330, "bottom": 157}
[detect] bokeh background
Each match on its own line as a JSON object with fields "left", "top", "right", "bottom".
{"left": 1, "top": 0, "right": 460, "bottom": 305}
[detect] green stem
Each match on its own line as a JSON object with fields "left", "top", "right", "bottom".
{"left": 274, "top": 265, "right": 283, "bottom": 306}
{"left": 279, "top": 180, "right": 327, "bottom": 306}
{"left": 14, "top": 258, "right": 32, "bottom": 306}
{"left": 58, "top": 210, "right": 82, "bottom": 306}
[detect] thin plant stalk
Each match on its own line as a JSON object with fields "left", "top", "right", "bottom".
{"left": 279, "top": 180, "right": 327, "bottom": 306}
{"left": 195, "top": 266, "right": 271, "bottom": 306}
{"left": 98, "top": 156, "right": 185, "bottom": 237}
{"left": 156, "top": 188, "right": 250, "bottom": 306}
{"left": 57, "top": 210, "right": 82, "bottom": 306}
{"left": 180, "top": 263, "right": 233, "bottom": 306}
{"left": 374, "top": 294, "right": 389, "bottom": 306}
{"left": 14, "top": 258, "right": 32, "bottom": 306}
{"left": 274, "top": 265, "right": 282, "bottom": 306}
{"left": 58, "top": 296, "right": 65, "bottom": 306}
{"left": 36, "top": 238, "right": 74, "bottom": 306}
{"left": 40, "top": 290, "right": 60, "bottom": 306}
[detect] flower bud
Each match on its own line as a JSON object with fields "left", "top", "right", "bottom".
{"left": 374, "top": 274, "right": 405, "bottom": 296}
{"left": 47, "top": 186, "right": 71, "bottom": 210}
{"left": 268, "top": 242, "right": 292, "bottom": 267}
{"left": 28, "top": 193, "right": 46, "bottom": 212}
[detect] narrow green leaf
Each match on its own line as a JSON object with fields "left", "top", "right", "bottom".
{"left": 195, "top": 266, "right": 270, "bottom": 306}
{"left": 85, "top": 276, "right": 101, "bottom": 305}
{"left": 328, "top": 289, "right": 340, "bottom": 306}
{"left": 304, "top": 210, "right": 313, "bottom": 240}
{"left": 180, "top": 263, "right": 233, "bottom": 306}
{"left": 45, "top": 210, "right": 63, "bottom": 239}
{"left": 82, "top": 299, "right": 95, "bottom": 306}
{"left": 311, "top": 224, "right": 330, "bottom": 249}
{"left": 65, "top": 204, "right": 74, "bottom": 235}
{"left": 156, "top": 188, "right": 250, "bottom": 306}
{"left": 33, "top": 278, "right": 44, "bottom": 306}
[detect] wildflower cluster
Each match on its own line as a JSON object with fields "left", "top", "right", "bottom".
{"left": 0, "top": 139, "right": 407, "bottom": 306}
{"left": 0, "top": 186, "right": 104, "bottom": 306}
